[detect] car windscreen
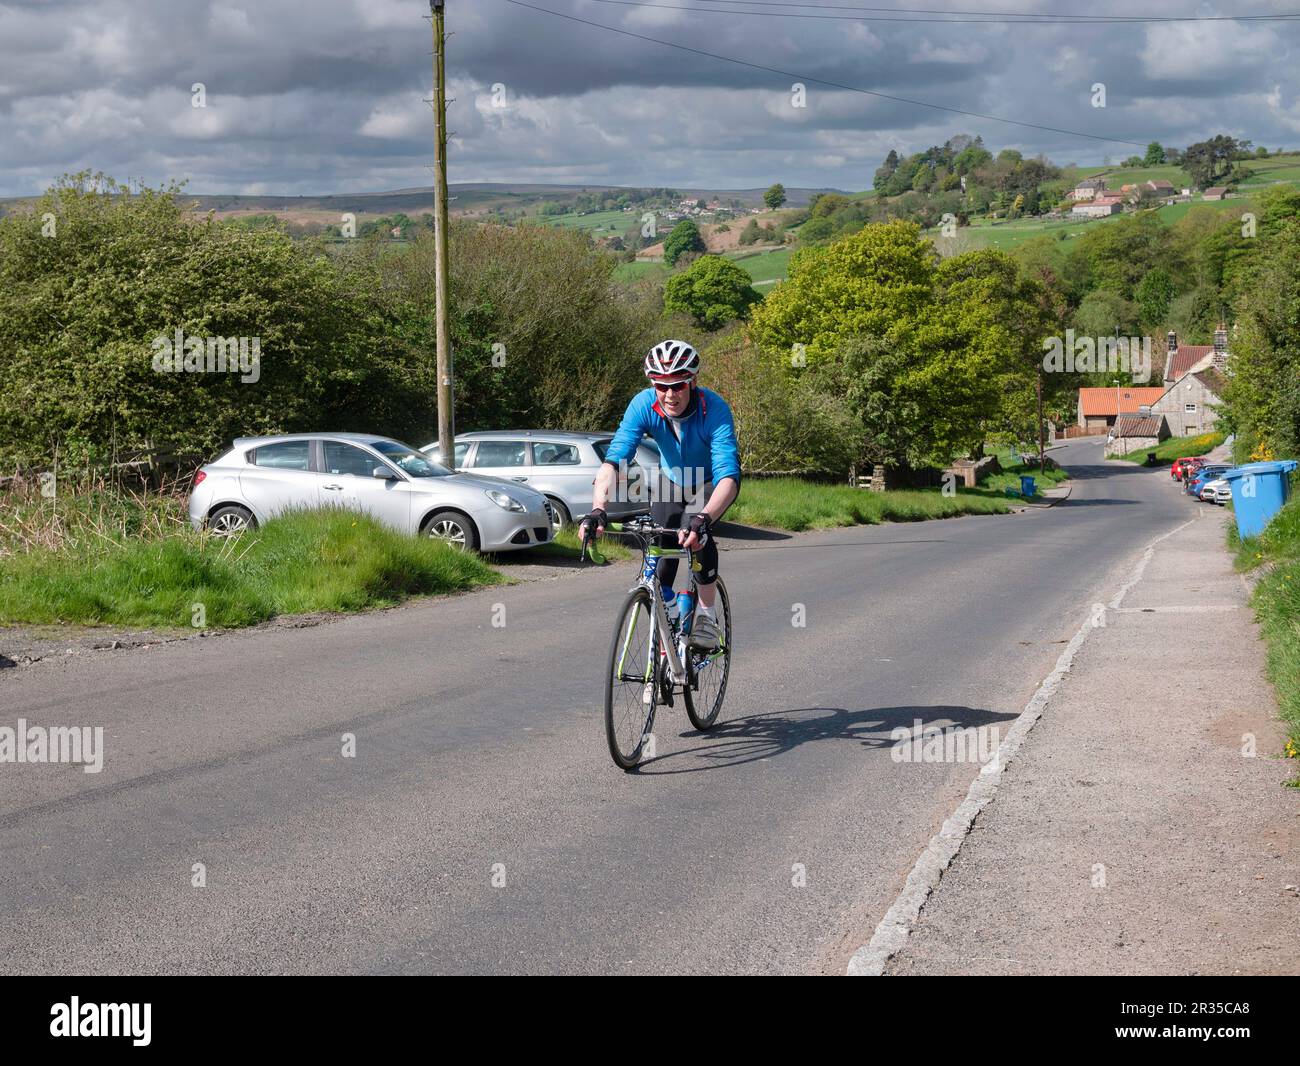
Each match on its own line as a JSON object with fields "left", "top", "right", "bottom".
{"left": 371, "top": 440, "right": 452, "bottom": 477}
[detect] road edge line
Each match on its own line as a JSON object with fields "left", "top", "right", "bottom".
{"left": 845, "top": 513, "right": 1201, "bottom": 976}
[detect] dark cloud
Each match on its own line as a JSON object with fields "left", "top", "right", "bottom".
{"left": 0, "top": 0, "right": 1295, "bottom": 196}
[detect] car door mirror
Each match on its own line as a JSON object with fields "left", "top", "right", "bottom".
{"left": 372, "top": 466, "right": 397, "bottom": 480}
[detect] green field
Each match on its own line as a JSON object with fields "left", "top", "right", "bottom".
{"left": 612, "top": 246, "right": 792, "bottom": 287}
{"left": 612, "top": 260, "right": 670, "bottom": 284}
{"left": 729, "top": 247, "right": 792, "bottom": 284}
{"left": 539, "top": 208, "right": 633, "bottom": 235}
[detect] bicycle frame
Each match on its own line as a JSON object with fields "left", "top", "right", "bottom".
{"left": 589, "top": 518, "right": 703, "bottom": 689}
{"left": 637, "top": 543, "right": 698, "bottom": 688}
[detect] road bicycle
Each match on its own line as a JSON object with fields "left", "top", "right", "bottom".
{"left": 580, "top": 516, "right": 732, "bottom": 770}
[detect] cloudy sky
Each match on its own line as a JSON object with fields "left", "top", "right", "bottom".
{"left": 1, "top": 0, "right": 1297, "bottom": 197}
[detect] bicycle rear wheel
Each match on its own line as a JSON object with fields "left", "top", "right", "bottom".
{"left": 684, "top": 578, "right": 731, "bottom": 731}
{"left": 604, "top": 586, "right": 659, "bottom": 769}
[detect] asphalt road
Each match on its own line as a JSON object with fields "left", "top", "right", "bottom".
{"left": 0, "top": 437, "right": 1197, "bottom": 974}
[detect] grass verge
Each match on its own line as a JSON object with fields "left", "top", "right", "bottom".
{"left": 1114, "top": 431, "right": 1225, "bottom": 466}
{"left": 726, "top": 478, "right": 1010, "bottom": 532}
{"left": 1231, "top": 497, "right": 1300, "bottom": 780}
{"left": 977, "top": 447, "right": 1070, "bottom": 498}
{"left": 0, "top": 510, "right": 503, "bottom": 628}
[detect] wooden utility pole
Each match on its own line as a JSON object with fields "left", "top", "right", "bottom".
{"left": 431, "top": 0, "right": 454, "bottom": 470}
{"left": 1037, "top": 366, "right": 1045, "bottom": 473}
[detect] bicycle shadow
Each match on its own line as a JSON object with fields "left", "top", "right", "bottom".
{"left": 632, "top": 704, "right": 1017, "bottom": 775}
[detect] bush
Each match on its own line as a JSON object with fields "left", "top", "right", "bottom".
{"left": 663, "top": 219, "right": 706, "bottom": 266}
{"left": 0, "top": 174, "right": 395, "bottom": 470}
{"left": 663, "top": 256, "right": 760, "bottom": 330}
{"left": 699, "top": 329, "right": 863, "bottom": 475}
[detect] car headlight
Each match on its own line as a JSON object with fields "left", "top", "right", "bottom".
{"left": 485, "top": 489, "right": 526, "bottom": 513}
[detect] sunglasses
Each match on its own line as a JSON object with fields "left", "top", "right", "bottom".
{"left": 652, "top": 380, "right": 691, "bottom": 394}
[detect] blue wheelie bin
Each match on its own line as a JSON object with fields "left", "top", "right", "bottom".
{"left": 1019, "top": 475, "right": 1036, "bottom": 497}
{"left": 1222, "top": 460, "right": 1298, "bottom": 538}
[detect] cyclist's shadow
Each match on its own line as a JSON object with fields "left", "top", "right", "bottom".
{"left": 632, "top": 704, "right": 1016, "bottom": 775}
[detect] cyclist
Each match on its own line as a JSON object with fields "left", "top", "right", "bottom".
{"left": 581, "top": 340, "right": 740, "bottom": 651}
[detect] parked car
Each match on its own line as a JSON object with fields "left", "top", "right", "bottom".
{"left": 1206, "top": 479, "right": 1233, "bottom": 505}
{"left": 1186, "top": 464, "right": 1232, "bottom": 498}
{"left": 1171, "top": 456, "right": 1207, "bottom": 481}
{"left": 188, "top": 433, "right": 553, "bottom": 552}
{"left": 421, "top": 431, "right": 660, "bottom": 533}
{"left": 1199, "top": 476, "right": 1225, "bottom": 501}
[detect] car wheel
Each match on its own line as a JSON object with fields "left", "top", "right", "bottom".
{"left": 422, "top": 510, "right": 479, "bottom": 552}
{"left": 545, "top": 497, "right": 570, "bottom": 536}
{"left": 208, "top": 504, "right": 256, "bottom": 538}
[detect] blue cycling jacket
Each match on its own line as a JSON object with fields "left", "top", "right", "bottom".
{"left": 603, "top": 386, "right": 741, "bottom": 491}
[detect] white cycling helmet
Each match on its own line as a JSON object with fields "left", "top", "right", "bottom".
{"left": 644, "top": 339, "right": 700, "bottom": 380}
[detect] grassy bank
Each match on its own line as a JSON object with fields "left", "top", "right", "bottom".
{"left": 978, "top": 447, "right": 1070, "bottom": 498}
{"left": 727, "top": 478, "right": 1010, "bottom": 532}
{"left": 0, "top": 509, "right": 502, "bottom": 628}
{"left": 1114, "top": 431, "right": 1225, "bottom": 465}
{"left": 1232, "top": 497, "right": 1300, "bottom": 776}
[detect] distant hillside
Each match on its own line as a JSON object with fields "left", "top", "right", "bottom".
{"left": 0, "top": 182, "right": 846, "bottom": 222}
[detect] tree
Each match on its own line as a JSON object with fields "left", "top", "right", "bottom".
{"left": 1220, "top": 203, "right": 1300, "bottom": 458}
{"left": 1144, "top": 142, "right": 1167, "bottom": 166}
{"left": 1135, "top": 267, "right": 1177, "bottom": 327}
{"left": 749, "top": 221, "right": 1046, "bottom": 466}
{"left": 663, "top": 255, "right": 760, "bottom": 330}
{"left": 663, "top": 218, "right": 706, "bottom": 266}
{"left": 1074, "top": 290, "right": 1140, "bottom": 341}
{"left": 749, "top": 219, "right": 936, "bottom": 365}
{"left": 1182, "top": 135, "right": 1248, "bottom": 189}
{"left": 874, "top": 150, "right": 901, "bottom": 191}
{"left": 763, "top": 183, "right": 787, "bottom": 210}
{"left": 738, "top": 218, "right": 764, "bottom": 246}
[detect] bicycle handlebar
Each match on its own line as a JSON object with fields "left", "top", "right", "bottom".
{"left": 578, "top": 514, "right": 708, "bottom": 574}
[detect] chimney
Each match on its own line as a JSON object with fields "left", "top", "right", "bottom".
{"left": 1214, "top": 321, "right": 1228, "bottom": 353}
{"left": 1167, "top": 330, "right": 1177, "bottom": 354}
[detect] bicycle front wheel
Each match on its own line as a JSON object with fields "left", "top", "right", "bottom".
{"left": 604, "top": 586, "right": 659, "bottom": 769}
{"left": 684, "top": 578, "right": 731, "bottom": 731}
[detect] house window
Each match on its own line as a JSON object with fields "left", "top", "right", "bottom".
{"left": 1185, "top": 403, "right": 1197, "bottom": 412}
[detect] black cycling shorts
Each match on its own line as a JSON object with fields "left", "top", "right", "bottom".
{"left": 650, "top": 501, "right": 719, "bottom": 587}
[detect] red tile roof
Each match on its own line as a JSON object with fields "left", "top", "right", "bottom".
{"left": 1166, "top": 344, "right": 1215, "bottom": 379}
{"left": 1078, "top": 387, "right": 1167, "bottom": 417}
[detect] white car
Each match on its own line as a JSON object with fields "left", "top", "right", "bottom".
{"left": 1199, "top": 477, "right": 1231, "bottom": 504}
{"left": 1202, "top": 478, "right": 1233, "bottom": 505}
{"left": 188, "top": 433, "right": 553, "bottom": 552}
{"left": 422, "top": 430, "right": 660, "bottom": 532}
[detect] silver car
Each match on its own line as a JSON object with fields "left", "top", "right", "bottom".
{"left": 421, "top": 431, "right": 659, "bottom": 532}
{"left": 188, "top": 433, "right": 553, "bottom": 552}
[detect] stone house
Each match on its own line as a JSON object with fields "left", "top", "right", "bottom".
{"left": 1162, "top": 324, "right": 1230, "bottom": 385}
{"left": 1072, "top": 197, "right": 1122, "bottom": 218}
{"left": 1150, "top": 368, "right": 1226, "bottom": 437}
{"left": 1106, "top": 412, "right": 1171, "bottom": 456}
{"left": 1203, "top": 187, "right": 1228, "bottom": 201}
{"left": 1071, "top": 178, "right": 1107, "bottom": 201}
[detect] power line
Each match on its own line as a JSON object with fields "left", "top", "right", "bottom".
{"left": 587, "top": 0, "right": 1300, "bottom": 25}
{"left": 591, "top": 0, "right": 1300, "bottom": 23}
{"left": 501, "top": 0, "right": 1150, "bottom": 146}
